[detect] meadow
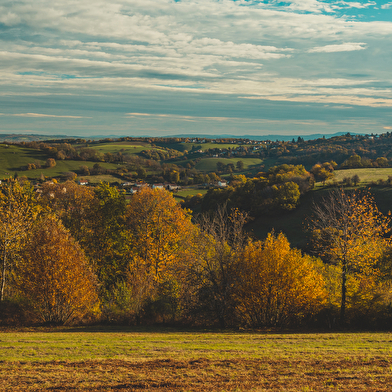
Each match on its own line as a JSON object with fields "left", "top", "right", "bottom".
{"left": 333, "top": 168, "right": 392, "bottom": 184}
{"left": 0, "top": 328, "right": 391, "bottom": 391}
{"left": 194, "top": 157, "right": 263, "bottom": 172}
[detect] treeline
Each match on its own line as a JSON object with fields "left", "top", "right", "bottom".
{"left": 1, "top": 179, "right": 392, "bottom": 329}
{"left": 200, "top": 164, "right": 313, "bottom": 216}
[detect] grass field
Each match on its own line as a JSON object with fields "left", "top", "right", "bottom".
{"left": 86, "top": 142, "right": 155, "bottom": 155}
{"left": 0, "top": 328, "right": 391, "bottom": 391}
{"left": 0, "top": 144, "right": 48, "bottom": 178}
{"left": 173, "top": 188, "right": 208, "bottom": 201}
{"left": 195, "top": 157, "right": 263, "bottom": 172}
{"left": 334, "top": 168, "right": 392, "bottom": 184}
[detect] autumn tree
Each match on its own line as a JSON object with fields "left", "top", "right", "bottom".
{"left": 236, "top": 233, "right": 326, "bottom": 327}
{"left": 16, "top": 215, "right": 99, "bottom": 324}
{"left": 125, "top": 187, "right": 195, "bottom": 321}
{"left": 186, "top": 207, "right": 248, "bottom": 327}
{"left": 0, "top": 180, "right": 38, "bottom": 301}
{"left": 310, "top": 189, "right": 391, "bottom": 324}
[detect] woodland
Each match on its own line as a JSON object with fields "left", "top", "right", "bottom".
{"left": 2, "top": 133, "right": 392, "bottom": 329}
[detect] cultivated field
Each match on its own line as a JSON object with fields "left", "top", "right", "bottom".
{"left": 0, "top": 328, "right": 391, "bottom": 391}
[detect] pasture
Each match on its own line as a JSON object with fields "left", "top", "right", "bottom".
{"left": 0, "top": 328, "right": 391, "bottom": 391}
{"left": 333, "top": 168, "right": 392, "bottom": 184}
{"left": 85, "top": 142, "right": 156, "bottom": 155}
{"left": 194, "top": 157, "right": 263, "bottom": 172}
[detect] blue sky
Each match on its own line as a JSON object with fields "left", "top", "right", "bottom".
{"left": 1, "top": 0, "right": 392, "bottom": 137}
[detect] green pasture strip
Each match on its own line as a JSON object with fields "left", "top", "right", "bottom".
{"left": 195, "top": 157, "right": 263, "bottom": 172}
{"left": 0, "top": 329, "right": 391, "bottom": 362}
{"left": 17, "top": 161, "right": 125, "bottom": 179}
{"left": 334, "top": 168, "right": 392, "bottom": 183}
{"left": 0, "top": 144, "right": 48, "bottom": 178}
{"left": 85, "top": 142, "right": 151, "bottom": 155}
{"left": 174, "top": 188, "right": 208, "bottom": 199}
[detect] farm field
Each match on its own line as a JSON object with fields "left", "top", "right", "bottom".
{"left": 195, "top": 157, "right": 263, "bottom": 172}
{"left": 85, "top": 142, "right": 157, "bottom": 155}
{"left": 333, "top": 168, "right": 392, "bottom": 184}
{"left": 0, "top": 328, "right": 391, "bottom": 391}
{"left": 173, "top": 187, "right": 208, "bottom": 201}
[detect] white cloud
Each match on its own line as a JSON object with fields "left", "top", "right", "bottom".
{"left": 0, "top": 113, "right": 87, "bottom": 118}
{"left": 308, "top": 42, "right": 367, "bottom": 52}
{"left": 381, "top": 2, "right": 392, "bottom": 9}
{"left": 335, "top": 1, "right": 376, "bottom": 9}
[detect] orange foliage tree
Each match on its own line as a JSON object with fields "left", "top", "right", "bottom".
{"left": 16, "top": 215, "right": 99, "bottom": 324}
{"left": 236, "top": 232, "right": 326, "bottom": 327}
{"left": 310, "top": 189, "right": 391, "bottom": 324}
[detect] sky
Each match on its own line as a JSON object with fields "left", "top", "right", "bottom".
{"left": 1, "top": 0, "right": 392, "bottom": 138}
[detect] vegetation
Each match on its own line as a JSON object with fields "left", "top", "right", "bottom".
{"left": 0, "top": 329, "right": 392, "bottom": 391}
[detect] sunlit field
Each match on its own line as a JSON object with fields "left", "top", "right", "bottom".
{"left": 1, "top": 328, "right": 391, "bottom": 391}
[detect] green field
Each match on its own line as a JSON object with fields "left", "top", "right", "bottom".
{"left": 0, "top": 144, "right": 48, "bottom": 178}
{"left": 17, "top": 161, "right": 125, "bottom": 179}
{"left": 173, "top": 188, "right": 208, "bottom": 201}
{"left": 195, "top": 157, "right": 263, "bottom": 172}
{"left": 333, "top": 168, "right": 392, "bottom": 184}
{"left": 86, "top": 142, "right": 154, "bottom": 155}
{"left": 0, "top": 329, "right": 391, "bottom": 390}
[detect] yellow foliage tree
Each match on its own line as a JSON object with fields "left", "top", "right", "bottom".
{"left": 127, "top": 187, "right": 194, "bottom": 280}
{"left": 310, "top": 189, "right": 391, "bottom": 324}
{"left": 126, "top": 188, "right": 195, "bottom": 321}
{"left": 16, "top": 215, "right": 99, "bottom": 324}
{"left": 236, "top": 233, "right": 326, "bottom": 327}
{"left": 0, "top": 180, "right": 38, "bottom": 301}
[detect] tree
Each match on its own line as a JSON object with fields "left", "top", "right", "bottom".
{"left": 310, "top": 189, "right": 390, "bottom": 324}
{"left": 127, "top": 187, "right": 193, "bottom": 280}
{"left": 126, "top": 188, "right": 194, "bottom": 320}
{"left": 236, "top": 161, "right": 244, "bottom": 171}
{"left": 186, "top": 207, "right": 249, "bottom": 328}
{"left": 16, "top": 215, "right": 99, "bottom": 324}
{"left": 236, "top": 233, "right": 326, "bottom": 327}
{"left": 0, "top": 181, "right": 38, "bottom": 301}
{"left": 46, "top": 158, "right": 56, "bottom": 168}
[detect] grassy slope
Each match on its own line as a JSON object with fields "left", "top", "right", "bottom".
{"left": 0, "top": 329, "right": 391, "bottom": 391}
{"left": 195, "top": 157, "right": 263, "bottom": 172}
{"left": 0, "top": 144, "right": 48, "bottom": 178}
{"left": 334, "top": 168, "right": 392, "bottom": 183}
{"left": 85, "top": 142, "right": 159, "bottom": 155}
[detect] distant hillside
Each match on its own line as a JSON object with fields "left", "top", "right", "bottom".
{"left": 170, "top": 132, "right": 365, "bottom": 142}
{"left": 0, "top": 134, "right": 74, "bottom": 142}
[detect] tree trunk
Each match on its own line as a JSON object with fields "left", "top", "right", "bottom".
{"left": 1, "top": 251, "right": 7, "bottom": 302}
{"left": 340, "top": 261, "right": 347, "bottom": 326}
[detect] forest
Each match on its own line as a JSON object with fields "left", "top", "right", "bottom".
{"left": 1, "top": 173, "right": 392, "bottom": 330}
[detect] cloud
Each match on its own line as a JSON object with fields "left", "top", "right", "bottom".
{"left": 308, "top": 42, "right": 367, "bottom": 52}
{"left": 0, "top": 113, "right": 87, "bottom": 118}
{"left": 335, "top": 1, "right": 376, "bottom": 9}
{"left": 381, "top": 3, "right": 392, "bottom": 9}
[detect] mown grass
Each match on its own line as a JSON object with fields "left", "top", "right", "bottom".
{"left": 85, "top": 142, "right": 156, "bottom": 155}
{"left": 334, "top": 168, "right": 392, "bottom": 183}
{"left": 195, "top": 157, "right": 263, "bottom": 172}
{"left": 0, "top": 144, "right": 48, "bottom": 178}
{"left": 0, "top": 328, "right": 392, "bottom": 391}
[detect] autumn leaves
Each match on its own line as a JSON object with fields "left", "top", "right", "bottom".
{"left": 0, "top": 179, "right": 391, "bottom": 328}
